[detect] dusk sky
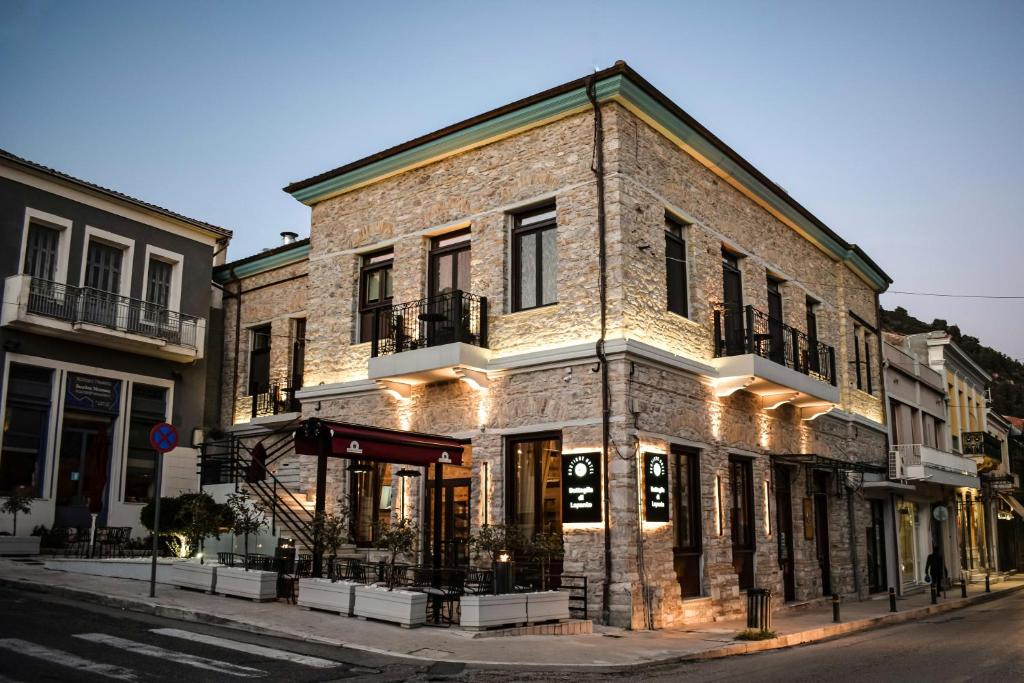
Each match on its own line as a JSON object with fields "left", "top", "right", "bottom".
{"left": 2, "top": 1, "right": 1022, "bottom": 357}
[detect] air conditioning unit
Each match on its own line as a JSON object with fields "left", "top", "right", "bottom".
{"left": 888, "top": 447, "right": 904, "bottom": 480}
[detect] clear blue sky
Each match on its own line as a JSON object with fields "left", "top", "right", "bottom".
{"left": 2, "top": 1, "right": 1022, "bottom": 357}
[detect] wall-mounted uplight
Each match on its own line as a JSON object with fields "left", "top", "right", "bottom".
{"left": 764, "top": 481, "right": 772, "bottom": 536}
{"left": 714, "top": 475, "right": 724, "bottom": 536}
{"left": 377, "top": 380, "right": 412, "bottom": 400}
{"left": 454, "top": 367, "right": 489, "bottom": 391}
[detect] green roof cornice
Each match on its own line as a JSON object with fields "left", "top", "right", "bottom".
{"left": 286, "top": 63, "right": 890, "bottom": 291}
{"left": 215, "top": 241, "right": 310, "bottom": 282}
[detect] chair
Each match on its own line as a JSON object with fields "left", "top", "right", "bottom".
{"left": 295, "top": 554, "right": 313, "bottom": 577}
{"left": 424, "top": 568, "right": 465, "bottom": 626}
{"left": 463, "top": 568, "right": 493, "bottom": 595}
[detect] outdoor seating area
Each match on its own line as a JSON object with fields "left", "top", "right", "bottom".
{"left": 49, "top": 526, "right": 135, "bottom": 559}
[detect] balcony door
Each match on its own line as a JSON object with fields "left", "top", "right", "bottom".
{"left": 774, "top": 464, "right": 796, "bottom": 601}
{"left": 673, "top": 448, "right": 703, "bottom": 598}
{"left": 766, "top": 277, "right": 785, "bottom": 364}
{"left": 427, "top": 230, "right": 471, "bottom": 346}
{"left": 729, "top": 457, "right": 755, "bottom": 590}
{"left": 814, "top": 470, "right": 833, "bottom": 595}
{"left": 722, "top": 251, "right": 744, "bottom": 356}
{"left": 83, "top": 241, "right": 124, "bottom": 328}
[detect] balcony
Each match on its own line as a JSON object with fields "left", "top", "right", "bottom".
{"left": 1, "top": 275, "right": 205, "bottom": 362}
{"left": 368, "top": 289, "right": 490, "bottom": 386}
{"left": 711, "top": 304, "right": 839, "bottom": 417}
{"left": 889, "top": 443, "right": 980, "bottom": 489}
{"left": 249, "top": 375, "right": 302, "bottom": 427}
{"left": 962, "top": 431, "right": 1002, "bottom": 472}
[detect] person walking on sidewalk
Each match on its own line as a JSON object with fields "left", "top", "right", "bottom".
{"left": 925, "top": 547, "right": 948, "bottom": 591}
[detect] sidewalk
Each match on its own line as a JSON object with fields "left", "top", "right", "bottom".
{"left": 1, "top": 558, "right": 1021, "bottom": 671}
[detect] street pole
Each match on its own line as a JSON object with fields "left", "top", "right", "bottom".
{"left": 149, "top": 452, "right": 163, "bottom": 598}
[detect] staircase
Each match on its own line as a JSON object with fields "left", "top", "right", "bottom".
{"left": 199, "top": 431, "right": 319, "bottom": 554}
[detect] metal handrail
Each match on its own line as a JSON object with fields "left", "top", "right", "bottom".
{"left": 713, "top": 303, "right": 837, "bottom": 386}
{"left": 371, "top": 289, "right": 488, "bottom": 357}
{"left": 250, "top": 375, "right": 302, "bottom": 418}
{"left": 24, "top": 277, "right": 200, "bottom": 349}
{"left": 962, "top": 431, "right": 1002, "bottom": 461}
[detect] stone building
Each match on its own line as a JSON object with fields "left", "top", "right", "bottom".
{"left": 213, "top": 62, "right": 892, "bottom": 628}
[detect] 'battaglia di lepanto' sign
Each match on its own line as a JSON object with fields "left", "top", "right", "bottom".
{"left": 561, "top": 452, "right": 603, "bottom": 524}
{"left": 643, "top": 452, "right": 670, "bottom": 522}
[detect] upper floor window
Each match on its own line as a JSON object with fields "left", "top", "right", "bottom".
{"left": 248, "top": 324, "right": 271, "bottom": 395}
{"left": 145, "top": 258, "right": 172, "bottom": 308}
{"left": 853, "top": 323, "right": 864, "bottom": 391}
{"left": 358, "top": 249, "right": 394, "bottom": 344}
{"left": 84, "top": 240, "right": 124, "bottom": 294}
{"left": 291, "top": 317, "right": 306, "bottom": 388}
{"left": 665, "top": 213, "right": 689, "bottom": 318}
{"left": 512, "top": 204, "right": 557, "bottom": 312}
{"left": 23, "top": 223, "right": 61, "bottom": 281}
{"left": 852, "top": 322, "right": 875, "bottom": 394}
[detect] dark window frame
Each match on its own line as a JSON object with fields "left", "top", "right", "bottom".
{"left": 23, "top": 222, "right": 61, "bottom": 282}
{"left": 291, "top": 318, "right": 306, "bottom": 389}
{"left": 84, "top": 239, "right": 125, "bottom": 295}
{"left": 358, "top": 249, "right": 394, "bottom": 344}
{"left": 247, "top": 324, "right": 272, "bottom": 396}
{"left": 428, "top": 228, "right": 471, "bottom": 297}
{"left": 145, "top": 258, "right": 173, "bottom": 309}
{"left": 123, "top": 384, "right": 168, "bottom": 503}
{"left": 511, "top": 204, "right": 558, "bottom": 312}
{"left": 0, "top": 363, "right": 54, "bottom": 496}
{"left": 504, "top": 431, "right": 563, "bottom": 537}
{"left": 665, "top": 213, "right": 689, "bottom": 318}
{"left": 673, "top": 446, "right": 702, "bottom": 552}
{"left": 853, "top": 323, "right": 863, "bottom": 391}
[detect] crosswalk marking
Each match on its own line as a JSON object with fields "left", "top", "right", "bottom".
{"left": 150, "top": 628, "right": 340, "bottom": 669}
{"left": 0, "top": 638, "right": 139, "bottom": 681}
{"left": 74, "top": 633, "right": 264, "bottom": 678}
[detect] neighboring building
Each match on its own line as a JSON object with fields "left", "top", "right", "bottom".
{"left": 903, "top": 331, "right": 1000, "bottom": 577}
{"left": 1001, "top": 416, "right": 1024, "bottom": 571}
{"left": 0, "top": 149, "right": 231, "bottom": 536}
{"left": 213, "top": 62, "right": 892, "bottom": 628}
{"left": 867, "top": 333, "right": 979, "bottom": 594}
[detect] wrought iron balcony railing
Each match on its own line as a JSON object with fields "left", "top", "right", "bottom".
{"left": 24, "top": 277, "right": 200, "bottom": 349}
{"left": 370, "top": 289, "right": 488, "bottom": 358}
{"left": 962, "top": 431, "right": 1002, "bottom": 462}
{"left": 713, "top": 304, "right": 837, "bottom": 386}
{"left": 250, "top": 375, "right": 302, "bottom": 419}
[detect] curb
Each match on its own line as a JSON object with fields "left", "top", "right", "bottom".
{"left": 2, "top": 575, "right": 1022, "bottom": 672}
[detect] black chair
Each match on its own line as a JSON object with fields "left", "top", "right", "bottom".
{"left": 463, "top": 568, "right": 493, "bottom": 595}
{"left": 424, "top": 568, "right": 465, "bottom": 626}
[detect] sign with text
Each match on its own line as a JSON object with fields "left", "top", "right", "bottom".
{"left": 65, "top": 373, "right": 121, "bottom": 414}
{"left": 643, "top": 452, "right": 670, "bottom": 522}
{"left": 562, "top": 452, "right": 603, "bottom": 524}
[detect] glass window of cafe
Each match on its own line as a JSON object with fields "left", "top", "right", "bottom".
{"left": 123, "top": 384, "right": 168, "bottom": 503}
{"left": 350, "top": 462, "right": 393, "bottom": 546}
{"left": 506, "top": 434, "right": 562, "bottom": 538}
{"left": 0, "top": 363, "right": 54, "bottom": 495}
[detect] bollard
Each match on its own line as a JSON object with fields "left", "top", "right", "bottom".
{"left": 930, "top": 584, "right": 937, "bottom": 604}
{"left": 889, "top": 587, "right": 897, "bottom": 612}
{"left": 746, "top": 588, "right": 773, "bottom": 631}
{"left": 985, "top": 573, "right": 991, "bottom": 593}
{"left": 961, "top": 579, "right": 968, "bottom": 598}
{"left": 832, "top": 593, "right": 841, "bottom": 623}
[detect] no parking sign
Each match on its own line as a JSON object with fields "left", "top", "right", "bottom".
{"left": 149, "top": 422, "right": 179, "bottom": 453}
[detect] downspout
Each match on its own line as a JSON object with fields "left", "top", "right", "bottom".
{"left": 586, "top": 75, "right": 613, "bottom": 626}
{"left": 876, "top": 290, "right": 897, "bottom": 594}
{"left": 227, "top": 267, "right": 242, "bottom": 424}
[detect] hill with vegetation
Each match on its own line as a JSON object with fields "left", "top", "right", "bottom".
{"left": 881, "top": 306, "right": 1024, "bottom": 417}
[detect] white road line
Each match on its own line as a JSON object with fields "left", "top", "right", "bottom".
{"left": 0, "top": 638, "right": 139, "bottom": 681}
{"left": 73, "top": 633, "right": 264, "bottom": 678}
{"left": 150, "top": 628, "right": 340, "bottom": 669}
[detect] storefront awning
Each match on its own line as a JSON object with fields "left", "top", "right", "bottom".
{"left": 772, "top": 453, "right": 885, "bottom": 474}
{"left": 293, "top": 418, "right": 467, "bottom": 467}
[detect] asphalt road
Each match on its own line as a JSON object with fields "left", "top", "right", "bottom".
{"left": 0, "top": 587, "right": 457, "bottom": 682}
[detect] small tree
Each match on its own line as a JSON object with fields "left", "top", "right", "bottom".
{"left": 525, "top": 527, "right": 564, "bottom": 591}
{"left": 310, "top": 506, "right": 350, "bottom": 580}
{"left": 1, "top": 488, "right": 33, "bottom": 536}
{"left": 141, "top": 493, "right": 231, "bottom": 559}
{"left": 469, "top": 524, "right": 525, "bottom": 594}
{"left": 226, "top": 491, "right": 267, "bottom": 569}
{"left": 375, "top": 518, "right": 418, "bottom": 567}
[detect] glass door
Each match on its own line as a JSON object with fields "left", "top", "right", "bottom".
{"left": 774, "top": 465, "right": 796, "bottom": 601}
{"left": 814, "top": 471, "right": 833, "bottom": 595}
{"left": 55, "top": 414, "right": 113, "bottom": 528}
{"left": 767, "top": 277, "right": 785, "bottom": 364}
{"left": 425, "top": 477, "right": 472, "bottom": 568}
{"left": 427, "top": 230, "right": 471, "bottom": 346}
{"left": 722, "top": 251, "right": 744, "bottom": 355}
{"left": 729, "top": 457, "right": 755, "bottom": 590}
{"left": 867, "top": 499, "right": 887, "bottom": 593}
{"left": 673, "top": 448, "right": 703, "bottom": 598}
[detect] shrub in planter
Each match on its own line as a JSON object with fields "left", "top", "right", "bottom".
{"left": 374, "top": 518, "right": 418, "bottom": 572}
{"left": 141, "top": 493, "right": 232, "bottom": 559}
{"left": 226, "top": 491, "right": 267, "bottom": 569}
{"left": 1, "top": 488, "right": 33, "bottom": 536}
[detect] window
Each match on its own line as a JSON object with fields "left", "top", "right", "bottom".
{"left": 23, "top": 223, "right": 61, "bottom": 281}
{"left": 429, "top": 229, "right": 471, "bottom": 297}
{"left": 853, "top": 324, "right": 863, "bottom": 390}
{"left": 673, "top": 447, "right": 703, "bottom": 598}
{"left": 665, "top": 214, "right": 689, "bottom": 317}
{"left": 512, "top": 205, "right": 557, "bottom": 311}
{"left": 248, "top": 325, "right": 271, "bottom": 395}
{"left": 806, "top": 298, "right": 820, "bottom": 373}
{"left": 0, "top": 364, "right": 53, "bottom": 495}
{"left": 864, "top": 332, "right": 874, "bottom": 394}
{"left": 84, "top": 240, "right": 124, "bottom": 294}
{"left": 291, "top": 318, "right": 306, "bottom": 389}
{"left": 145, "top": 259, "right": 172, "bottom": 309}
{"left": 358, "top": 249, "right": 394, "bottom": 344}
{"left": 507, "top": 434, "right": 562, "bottom": 538}
{"left": 350, "top": 462, "right": 392, "bottom": 546}
{"left": 123, "top": 384, "right": 168, "bottom": 503}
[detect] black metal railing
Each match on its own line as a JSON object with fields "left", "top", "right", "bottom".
{"left": 962, "top": 431, "right": 1003, "bottom": 462}
{"left": 713, "top": 304, "right": 837, "bottom": 386}
{"left": 251, "top": 375, "right": 301, "bottom": 418}
{"left": 371, "top": 289, "right": 488, "bottom": 358}
{"left": 24, "top": 277, "right": 200, "bottom": 349}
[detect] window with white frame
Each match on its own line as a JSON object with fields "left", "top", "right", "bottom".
{"left": 19, "top": 208, "right": 72, "bottom": 285}
{"left": 81, "top": 227, "right": 134, "bottom": 297}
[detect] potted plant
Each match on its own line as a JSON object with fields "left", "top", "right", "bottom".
{"left": 216, "top": 491, "right": 276, "bottom": 601}
{"left": 0, "top": 488, "right": 39, "bottom": 556}
{"left": 298, "top": 507, "right": 357, "bottom": 615}
{"left": 460, "top": 524, "right": 530, "bottom": 630}
{"left": 522, "top": 527, "right": 570, "bottom": 623}
{"left": 352, "top": 518, "right": 426, "bottom": 627}
{"left": 158, "top": 493, "right": 232, "bottom": 593}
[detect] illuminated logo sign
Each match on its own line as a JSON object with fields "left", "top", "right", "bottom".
{"left": 643, "top": 452, "right": 669, "bottom": 522}
{"left": 346, "top": 440, "right": 363, "bottom": 454}
{"left": 438, "top": 451, "right": 452, "bottom": 464}
{"left": 562, "top": 452, "right": 602, "bottom": 524}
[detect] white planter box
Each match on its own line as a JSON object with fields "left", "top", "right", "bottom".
{"left": 298, "top": 578, "right": 357, "bottom": 615}
{"left": 0, "top": 536, "right": 41, "bottom": 556}
{"left": 43, "top": 557, "right": 178, "bottom": 583}
{"left": 460, "top": 593, "right": 528, "bottom": 630}
{"left": 215, "top": 566, "right": 278, "bottom": 601}
{"left": 526, "top": 591, "right": 571, "bottom": 623}
{"left": 352, "top": 585, "right": 427, "bottom": 628}
{"left": 170, "top": 561, "right": 218, "bottom": 593}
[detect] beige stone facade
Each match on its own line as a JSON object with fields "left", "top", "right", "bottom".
{"left": 216, "top": 66, "right": 890, "bottom": 629}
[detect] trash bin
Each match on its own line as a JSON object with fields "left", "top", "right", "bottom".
{"left": 746, "top": 588, "right": 772, "bottom": 631}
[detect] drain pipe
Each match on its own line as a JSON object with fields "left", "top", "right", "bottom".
{"left": 587, "top": 75, "right": 613, "bottom": 626}
{"left": 227, "top": 267, "right": 242, "bottom": 423}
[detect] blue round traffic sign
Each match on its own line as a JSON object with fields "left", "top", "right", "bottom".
{"left": 149, "top": 422, "right": 179, "bottom": 453}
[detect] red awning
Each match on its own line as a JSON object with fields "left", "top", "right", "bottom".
{"left": 294, "top": 420, "right": 465, "bottom": 467}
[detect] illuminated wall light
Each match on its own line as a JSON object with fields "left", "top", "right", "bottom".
{"left": 378, "top": 380, "right": 412, "bottom": 400}
{"left": 708, "top": 400, "right": 723, "bottom": 441}
{"left": 454, "top": 367, "right": 489, "bottom": 391}
{"left": 714, "top": 475, "right": 723, "bottom": 536}
{"left": 758, "top": 413, "right": 771, "bottom": 449}
{"left": 799, "top": 424, "right": 810, "bottom": 454}
{"left": 764, "top": 480, "right": 772, "bottom": 536}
